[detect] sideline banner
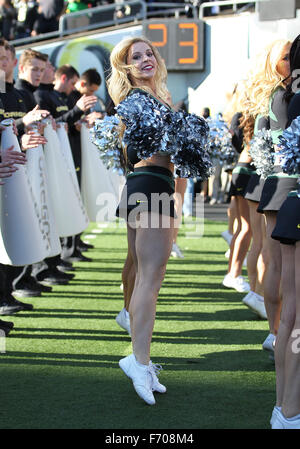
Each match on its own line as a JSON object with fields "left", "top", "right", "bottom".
{"left": 43, "top": 121, "right": 89, "bottom": 237}
{"left": 80, "top": 123, "right": 124, "bottom": 222}
{"left": 0, "top": 120, "right": 50, "bottom": 265}
{"left": 26, "top": 127, "right": 61, "bottom": 258}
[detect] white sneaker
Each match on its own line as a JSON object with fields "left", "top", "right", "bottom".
{"left": 262, "top": 333, "right": 276, "bottom": 353}
{"left": 116, "top": 308, "right": 131, "bottom": 335}
{"left": 272, "top": 409, "right": 300, "bottom": 429}
{"left": 248, "top": 292, "right": 267, "bottom": 319}
{"left": 171, "top": 242, "right": 184, "bottom": 258}
{"left": 221, "top": 230, "right": 233, "bottom": 246}
{"left": 242, "top": 291, "right": 267, "bottom": 319}
{"left": 119, "top": 354, "right": 155, "bottom": 405}
{"left": 149, "top": 361, "right": 166, "bottom": 393}
{"left": 270, "top": 406, "right": 281, "bottom": 427}
{"left": 222, "top": 274, "right": 250, "bottom": 293}
{"left": 242, "top": 291, "right": 254, "bottom": 306}
{"left": 225, "top": 248, "right": 230, "bottom": 259}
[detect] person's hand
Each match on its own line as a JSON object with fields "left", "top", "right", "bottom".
{"left": 85, "top": 111, "right": 105, "bottom": 127}
{"left": 0, "top": 160, "right": 18, "bottom": 185}
{"left": 21, "top": 132, "right": 47, "bottom": 151}
{"left": 76, "top": 94, "right": 97, "bottom": 112}
{"left": 1, "top": 145, "right": 26, "bottom": 165}
{"left": 23, "top": 105, "right": 50, "bottom": 127}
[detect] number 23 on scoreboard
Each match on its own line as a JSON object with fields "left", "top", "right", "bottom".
{"left": 142, "top": 19, "right": 205, "bottom": 71}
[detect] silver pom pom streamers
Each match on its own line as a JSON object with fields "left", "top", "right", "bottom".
{"left": 92, "top": 115, "right": 124, "bottom": 174}
{"left": 278, "top": 116, "right": 300, "bottom": 176}
{"left": 249, "top": 128, "right": 274, "bottom": 179}
{"left": 116, "top": 90, "right": 212, "bottom": 178}
{"left": 116, "top": 91, "right": 175, "bottom": 158}
{"left": 170, "top": 110, "right": 213, "bottom": 179}
{"left": 207, "top": 116, "right": 238, "bottom": 165}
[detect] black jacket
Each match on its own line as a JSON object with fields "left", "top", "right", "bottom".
{"left": 34, "top": 84, "right": 83, "bottom": 125}
{"left": 0, "top": 82, "right": 27, "bottom": 135}
{"left": 15, "top": 78, "right": 37, "bottom": 112}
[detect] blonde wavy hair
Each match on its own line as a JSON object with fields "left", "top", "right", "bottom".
{"left": 107, "top": 36, "right": 170, "bottom": 106}
{"left": 240, "top": 39, "right": 291, "bottom": 143}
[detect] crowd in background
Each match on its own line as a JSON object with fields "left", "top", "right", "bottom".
{"left": 0, "top": 0, "right": 241, "bottom": 42}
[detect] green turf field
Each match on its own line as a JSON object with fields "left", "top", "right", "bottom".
{"left": 0, "top": 219, "right": 275, "bottom": 429}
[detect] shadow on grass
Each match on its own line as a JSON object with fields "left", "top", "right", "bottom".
{"left": 0, "top": 350, "right": 274, "bottom": 374}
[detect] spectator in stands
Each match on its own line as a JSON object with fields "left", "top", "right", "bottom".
{"left": 0, "top": 0, "right": 17, "bottom": 40}
{"left": 32, "top": 0, "right": 67, "bottom": 36}
{"left": 14, "top": 0, "right": 39, "bottom": 39}
{"left": 66, "top": 1, "right": 88, "bottom": 13}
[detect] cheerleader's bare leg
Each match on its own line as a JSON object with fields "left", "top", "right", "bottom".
{"left": 127, "top": 211, "right": 174, "bottom": 365}
{"left": 280, "top": 240, "right": 300, "bottom": 418}
{"left": 263, "top": 212, "right": 282, "bottom": 336}
{"left": 228, "top": 195, "right": 252, "bottom": 278}
{"left": 247, "top": 200, "right": 263, "bottom": 292}
{"left": 274, "top": 243, "right": 296, "bottom": 409}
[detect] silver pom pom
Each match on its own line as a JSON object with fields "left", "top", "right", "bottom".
{"left": 278, "top": 116, "right": 300, "bottom": 176}
{"left": 207, "top": 115, "right": 238, "bottom": 165}
{"left": 92, "top": 115, "right": 124, "bottom": 173}
{"left": 116, "top": 90, "right": 212, "bottom": 179}
{"left": 249, "top": 128, "right": 274, "bottom": 179}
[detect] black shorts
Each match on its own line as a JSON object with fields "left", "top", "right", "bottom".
{"left": 244, "top": 172, "right": 265, "bottom": 203}
{"left": 271, "top": 193, "right": 300, "bottom": 244}
{"left": 257, "top": 166, "right": 298, "bottom": 213}
{"left": 116, "top": 165, "right": 175, "bottom": 222}
{"left": 229, "top": 162, "right": 255, "bottom": 197}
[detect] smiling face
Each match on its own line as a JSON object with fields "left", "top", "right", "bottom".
{"left": 126, "top": 41, "right": 158, "bottom": 88}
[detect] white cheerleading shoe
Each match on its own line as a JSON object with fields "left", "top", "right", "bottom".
{"left": 116, "top": 308, "right": 131, "bottom": 335}
{"left": 222, "top": 274, "right": 250, "bottom": 293}
{"left": 270, "top": 406, "right": 281, "bottom": 428}
{"left": 119, "top": 354, "right": 155, "bottom": 405}
{"left": 271, "top": 409, "right": 300, "bottom": 429}
{"left": 221, "top": 230, "right": 233, "bottom": 246}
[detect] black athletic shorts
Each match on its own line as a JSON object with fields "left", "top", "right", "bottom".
{"left": 271, "top": 192, "right": 300, "bottom": 244}
{"left": 257, "top": 166, "right": 298, "bottom": 213}
{"left": 244, "top": 172, "right": 265, "bottom": 203}
{"left": 229, "top": 162, "right": 256, "bottom": 197}
{"left": 116, "top": 165, "right": 175, "bottom": 222}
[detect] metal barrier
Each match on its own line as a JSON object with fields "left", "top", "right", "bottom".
{"left": 198, "top": 0, "right": 266, "bottom": 19}
{"left": 59, "top": 1, "right": 146, "bottom": 35}
{"left": 10, "top": 0, "right": 265, "bottom": 47}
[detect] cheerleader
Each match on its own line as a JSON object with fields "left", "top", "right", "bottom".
{"left": 256, "top": 39, "right": 294, "bottom": 346}
{"left": 222, "top": 81, "right": 254, "bottom": 293}
{"left": 269, "top": 34, "right": 300, "bottom": 429}
{"left": 98, "top": 36, "right": 210, "bottom": 405}
{"left": 241, "top": 40, "right": 292, "bottom": 337}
